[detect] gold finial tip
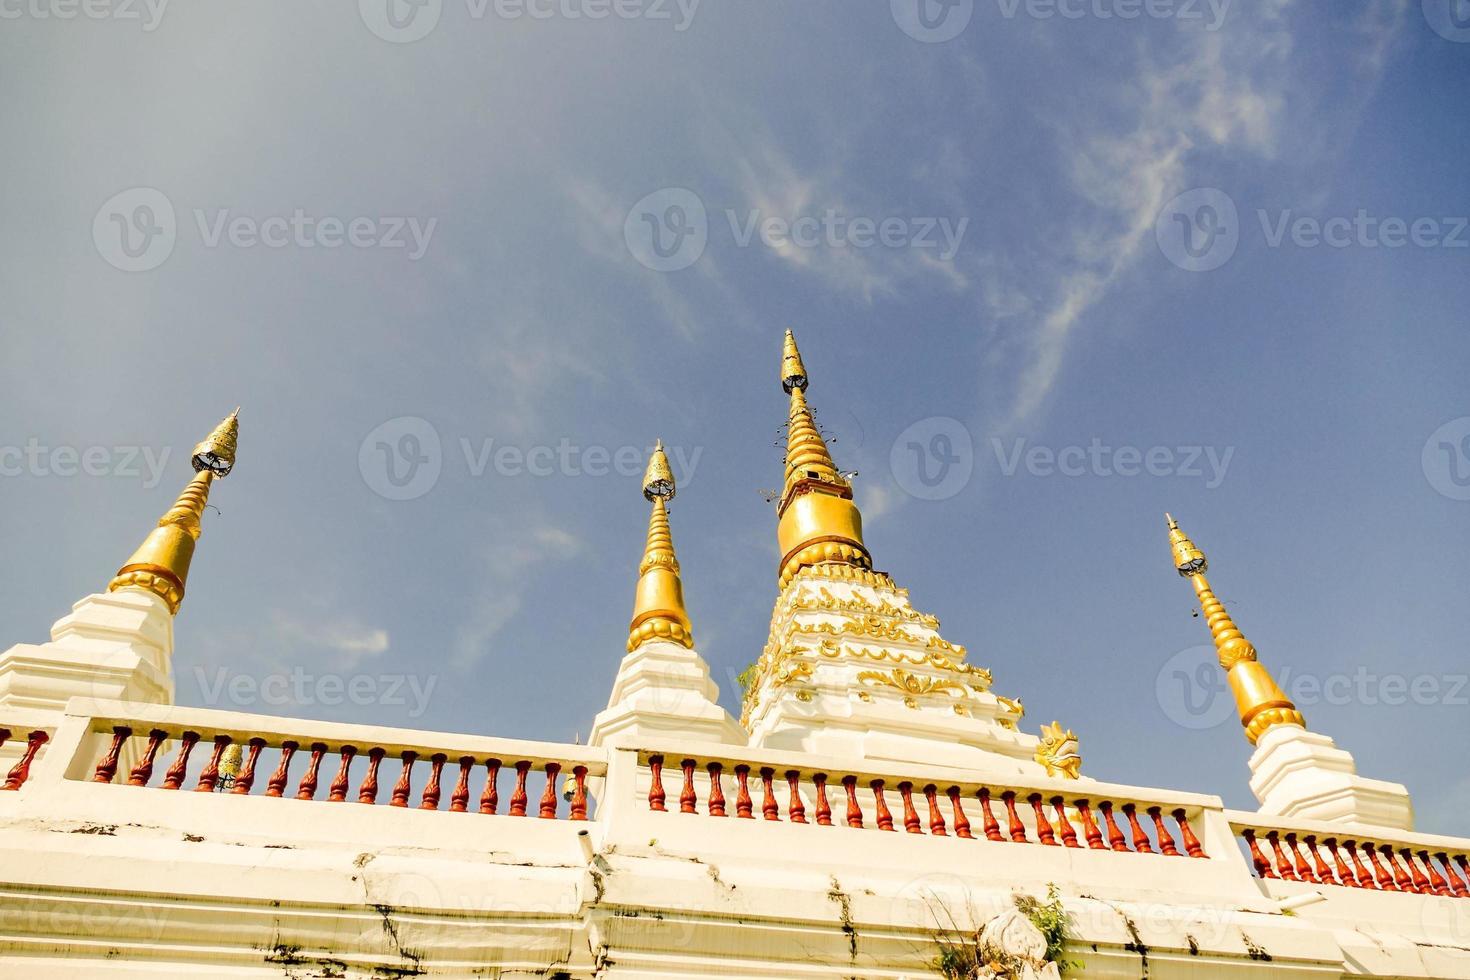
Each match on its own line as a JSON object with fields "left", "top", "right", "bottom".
{"left": 780, "top": 329, "right": 809, "bottom": 393}
{"left": 1166, "top": 512, "right": 1178, "bottom": 528}
{"left": 191, "top": 411, "right": 240, "bottom": 477}
{"left": 642, "top": 442, "right": 676, "bottom": 501}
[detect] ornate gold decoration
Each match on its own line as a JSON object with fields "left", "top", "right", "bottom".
{"left": 857, "top": 668, "right": 967, "bottom": 699}
{"left": 994, "top": 694, "right": 1025, "bottom": 718}
{"left": 108, "top": 410, "right": 239, "bottom": 613}
{"left": 1167, "top": 514, "right": 1305, "bottom": 744}
{"left": 627, "top": 441, "right": 695, "bottom": 652}
{"left": 775, "top": 331, "right": 872, "bottom": 588}
{"left": 792, "top": 563, "right": 898, "bottom": 591}
{"left": 1034, "top": 721, "right": 1082, "bottom": 780}
{"left": 786, "top": 587, "right": 940, "bottom": 629}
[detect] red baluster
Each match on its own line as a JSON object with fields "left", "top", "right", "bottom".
{"left": 390, "top": 751, "right": 417, "bottom": 808}
{"left": 1149, "top": 807, "right": 1180, "bottom": 857}
{"left": 647, "top": 756, "right": 667, "bottom": 812}
{"left": 358, "top": 747, "right": 386, "bottom": 804}
{"left": 448, "top": 755, "right": 472, "bottom": 811}
{"left": 1244, "top": 830, "right": 1276, "bottom": 879}
{"left": 265, "top": 740, "right": 298, "bottom": 798}
{"left": 538, "top": 762, "right": 561, "bottom": 819}
{"left": 1419, "top": 850, "right": 1452, "bottom": 897}
{"left": 735, "top": 765, "right": 754, "bottom": 819}
{"left": 330, "top": 747, "right": 359, "bottom": 803}
{"left": 420, "top": 753, "right": 446, "bottom": 810}
{"left": 196, "top": 735, "right": 231, "bottom": 793}
{"left": 1267, "top": 832, "right": 1297, "bottom": 881}
{"left": 570, "top": 766, "right": 588, "bottom": 821}
{"left": 1122, "top": 804, "right": 1153, "bottom": 854}
{"left": 762, "top": 768, "right": 781, "bottom": 821}
{"left": 3, "top": 730, "right": 48, "bottom": 790}
{"left": 1401, "top": 849, "right": 1432, "bottom": 894}
{"left": 1172, "top": 809, "right": 1206, "bottom": 858}
{"left": 899, "top": 782, "right": 922, "bottom": 834}
{"left": 161, "top": 731, "right": 200, "bottom": 791}
{"left": 787, "top": 771, "right": 807, "bottom": 824}
{"left": 948, "top": 787, "right": 973, "bottom": 839}
{"left": 1052, "top": 798, "right": 1079, "bottom": 848}
{"left": 925, "top": 785, "right": 947, "bottom": 836}
{"left": 681, "top": 760, "right": 698, "bottom": 815}
{"left": 842, "top": 775, "right": 864, "bottom": 828}
{"left": 93, "top": 726, "right": 132, "bottom": 783}
{"left": 508, "top": 760, "right": 531, "bottom": 817}
{"left": 1341, "top": 840, "right": 1375, "bottom": 889}
{"left": 1076, "top": 801, "right": 1105, "bottom": 850}
{"left": 1456, "top": 856, "right": 1470, "bottom": 896}
{"left": 1002, "top": 792, "right": 1028, "bottom": 843}
{"left": 1382, "top": 845, "right": 1415, "bottom": 892}
{"left": 1029, "top": 794, "right": 1056, "bottom": 846}
{"left": 872, "top": 780, "right": 895, "bottom": 831}
{"left": 129, "top": 729, "right": 168, "bottom": 787}
{"left": 813, "top": 773, "right": 833, "bottom": 826}
{"left": 296, "top": 743, "right": 327, "bottom": 801}
{"left": 478, "top": 758, "right": 501, "bottom": 814}
{"left": 1099, "top": 802, "right": 1128, "bottom": 852}
{"left": 1285, "top": 834, "right": 1317, "bottom": 883}
{"left": 1323, "top": 838, "right": 1356, "bottom": 887}
{"left": 1303, "top": 836, "right": 1334, "bottom": 884}
{"left": 1439, "top": 854, "right": 1469, "bottom": 897}
{"left": 979, "top": 788, "right": 1004, "bottom": 842}
{"left": 233, "top": 738, "right": 266, "bottom": 795}
{"left": 707, "top": 763, "right": 726, "bottom": 817}
{"left": 1363, "top": 842, "right": 1395, "bottom": 890}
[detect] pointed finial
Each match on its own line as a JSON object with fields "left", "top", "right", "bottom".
{"left": 108, "top": 411, "right": 240, "bottom": 614}
{"left": 1167, "top": 515, "right": 1304, "bottom": 745}
{"left": 628, "top": 443, "right": 693, "bottom": 652}
{"left": 781, "top": 329, "right": 809, "bottom": 393}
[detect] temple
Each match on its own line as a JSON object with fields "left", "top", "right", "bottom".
{"left": 0, "top": 341, "right": 1463, "bottom": 979}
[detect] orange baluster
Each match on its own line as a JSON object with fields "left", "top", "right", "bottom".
{"left": 813, "top": 773, "right": 833, "bottom": 826}
{"left": 1419, "top": 850, "right": 1452, "bottom": 897}
{"left": 129, "top": 729, "right": 168, "bottom": 787}
{"left": 1303, "top": 836, "right": 1334, "bottom": 884}
{"left": 296, "top": 743, "right": 327, "bottom": 801}
{"left": 1342, "top": 840, "right": 1376, "bottom": 889}
{"left": 3, "top": 730, "right": 48, "bottom": 790}
{"left": 1439, "top": 854, "right": 1469, "bottom": 897}
{"left": 1363, "top": 842, "right": 1395, "bottom": 890}
{"left": 1401, "top": 849, "right": 1432, "bottom": 894}
{"left": 233, "top": 738, "right": 266, "bottom": 795}
{"left": 1098, "top": 802, "right": 1128, "bottom": 852}
{"left": 925, "top": 785, "right": 947, "bottom": 836}
{"left": 161, "top": 731, "right": 200, "bottom": 791}
{"left": 948, "top": 787, "right": 972, "bottom": 839}
{"left": 478, "top": 758, "right": 501, "bottom": 814}
{"left": 1456, "top": 856, "right": 1470, "bottom": 895}
{"left": 1122, "top": 804, "right": 1153, "bottom": 854}
{"left": 1267, "top": 832, "right": 1297, "bottom": 881}
{"left": 842, "top": 775, "right": 864, "bottom": 828}
{"left": 1243, "top": 830, "right": 1275, "bottom": 878}
{"left": 761, "top": 768, "right": 780, "bottom": 821}
{"left": 735, "top": 765, "right": 754, "bottom": 819}
{"left": 1382, "top": 845, "right": 1415, "bottom": 892}
{"left": 570, "top": 766, "right": 589, "bottom": 821}
{"left": 1052, "top": 798, "right": 1079, "bottom": 849}
{"left": 872, "top": 780, "right": 895, "bottom": 831}
{"left": 390, "top": 751, "right": 417, "bottom": 808}
{"left": 93, "top": 726, "right": 132, "bottom": 783}
{"left": 265, "top": 740, "right": 298, "bottom": 798}
{"left": 331, "top": 747, "right": 359, "bottom": 803}
{"left": 978, "top": 789, "right": 1004, "bottom": 842}
{"left": 1002, "top": 792, "right": 1027, "bottom": 843}
{"left": 420, "top": 753, "right": 446, "bottom": 810}
{"left": 680, "top": 760, "right": 698, "bottom": 814}
{"left": 196, "top": 735, "right": 231, "bottom": 793}
{"left": 1029, "top": 795, "right": 1056, "bottom": 846}
{"left": 538, "top": 762, "right": 561, "bottom": 819}
{"left": 899, "top": 782, "right": 922, "bottom": 834}
{"left": 508, "top": 760, "right": 531, "bottom": 816}
{"left": 1285, "top": 834, "right": 1317, "bottom": 883}
{"left": 358, "top": 747, "right": 386, "bottom": 804}
{"left": 1076, "top": 801, "right": 1105, "bottom": 850}
{"left": 1172, "top": 809, "right": 1206, "bottom": 858}
{"left": 787, "top": 771, "right": 807, "bottom": 824}
{"left": 647, "top": 755, "right": 667, "bottom": 812}
{"left": 1149, "top": 807, "right": 1180, "bottom": 857}
{"left": 1322, "top": 838, "right": 1356, "bottom": 887}
{"left": 448, "top": 755, "right": 472, "bottom": 812}
{"left": 707, "top": 763, "right": 726, "bottom": 817}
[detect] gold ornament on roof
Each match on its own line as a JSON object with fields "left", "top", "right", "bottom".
{"left": 1167, "top": 514, "right": 1305, "bottom": 744}
{"left": 108, "top": 409, "right": 240, "bottom": 614}
{"left": 627, "top": 441, "right": 694, "bottom": 652}
{"left": 857, "top": 668, "right": 966, "bottom": 699}
{"left": 1034, "top": 722, "right": 1082, "bottom": 780}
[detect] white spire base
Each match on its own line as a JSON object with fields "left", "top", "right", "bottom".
{"left": 589, "top": 640, "right": 746, "bottom": 749}
{"left": 1248, "top": 723, "right": 1413, "bottom": 831}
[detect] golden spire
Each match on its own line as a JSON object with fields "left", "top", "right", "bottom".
{"left": 775, "top": 330, "right": 871, "bottom": 588}
{"left": 108, "top": 410, "right": 239, "bottom": 614}
{"left": 1166, "top": 514, "right": 1305, "bottom": 744}
{"left": 627, "top": 440, "right": 694, "bottom": 652}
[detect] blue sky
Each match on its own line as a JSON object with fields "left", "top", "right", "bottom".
{"left": 2, "top": 0, "right": 1467, "bottom": 832}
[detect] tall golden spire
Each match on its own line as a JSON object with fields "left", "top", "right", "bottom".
{"left": 627, "top": 440, "right": 694, "bottom": 652}
{"left": 108, "top": 410, "right": 239, "bottom": 614}
{"left": 1166, "top": 514, "right": 1305, "bottom": 744}
{"left": 775, "top": 330, "right": 870, "bottom": 588}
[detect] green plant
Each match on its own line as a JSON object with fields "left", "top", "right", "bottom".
{"left": 1014, "top": 885, "right": 1079, "bottom": 973}
{"left": 736, "top": 661, "right": 761, "bottom": 700}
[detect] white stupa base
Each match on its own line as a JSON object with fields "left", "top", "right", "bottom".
{"left": 589, "top": 640, "right": 746, "bottom": 749}
{"left": 1248, "top": 724, "right": 1413, "bottom": 831}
